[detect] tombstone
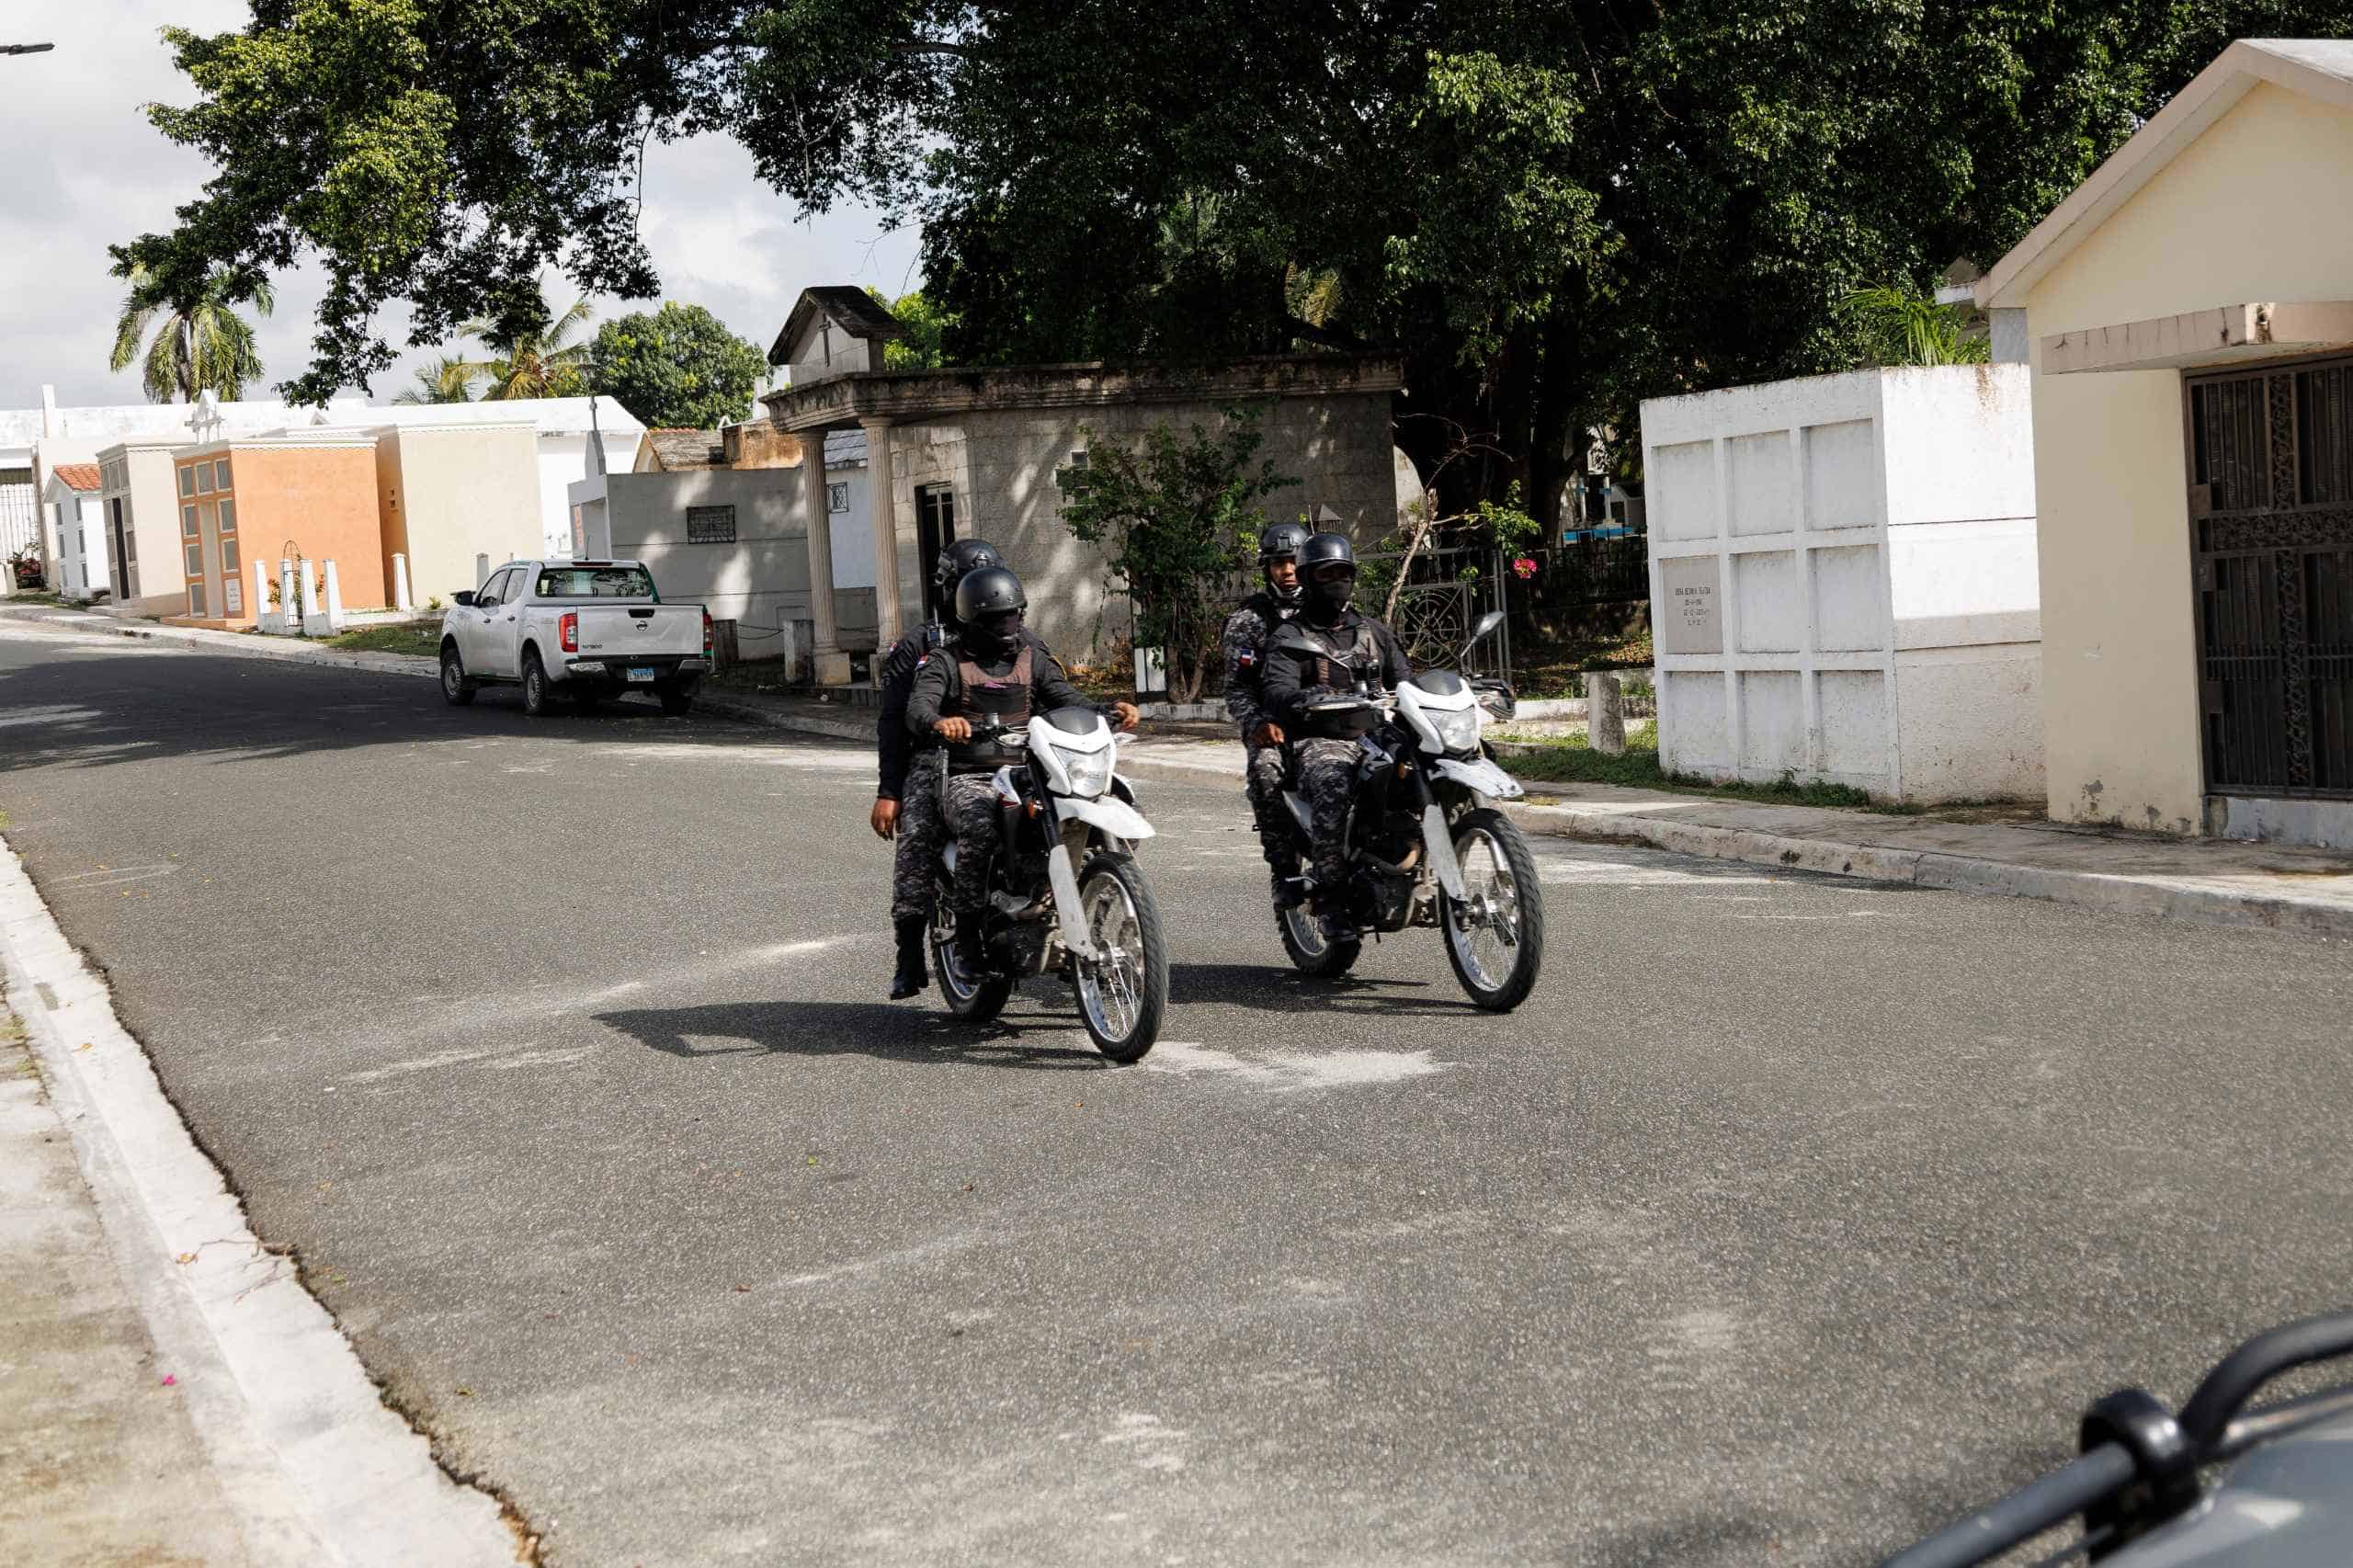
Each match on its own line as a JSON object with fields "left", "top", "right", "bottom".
{"left": 392, "top": 552, "right": 414, "bottom": 614}
{"left": 1586, "top": 672, "right": 1626, "bottom": 756}
{"left": 322, "top": 560, "right": 346, "bottom": 633}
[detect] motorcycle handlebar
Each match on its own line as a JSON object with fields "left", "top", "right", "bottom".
{"left": 1875, "top": 1444, "right": 2138, "bottom": 1568}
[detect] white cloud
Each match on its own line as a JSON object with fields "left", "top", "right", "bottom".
{"left": 2, "top": 3, "right": 922, "bottom": 411}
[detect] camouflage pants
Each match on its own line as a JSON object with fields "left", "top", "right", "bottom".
{"left": 887, "top": 760, "right": 946, "bottom": 925}
{"left": 1292, "top": 736, "right": 1362, "bottom": 894}
{"left": 1244, "top": 742, "right": 1291, "bottom": 869}
{"left": 941, "top": 772, "right": 1003, "bottom": 915}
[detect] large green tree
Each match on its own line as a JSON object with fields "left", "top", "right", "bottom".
{"left": 119, "top": 1, "right": 2353, "bottom": 518}
{"left": 585, "top": 301, "right": 767, "bottom": 427}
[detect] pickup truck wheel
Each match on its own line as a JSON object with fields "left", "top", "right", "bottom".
{"left": 439, "top": 643, "right": 477, "bottom": 707}
{"left": 521, "top": 652, "right": 551, "bottom": 716}
{"left": 656, "top": 680, "right": 694, "bottom": 716}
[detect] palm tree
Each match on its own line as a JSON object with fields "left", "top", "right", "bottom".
{"left": 392, "top": 356, "right": 481, "bottom": 405}
{"left": 460, "top": 296, "right": 595, "bottom": 400}
{"left": 109, "top": 264, "right": 274, "bottom": 403}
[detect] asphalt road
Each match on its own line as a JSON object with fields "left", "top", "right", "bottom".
{"left": 3, "top": 617, "right": 2350, "bottom": 1568}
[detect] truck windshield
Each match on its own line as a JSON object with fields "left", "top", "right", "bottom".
{"left": 535, "top": 566, "right": 657, "bottom": 599}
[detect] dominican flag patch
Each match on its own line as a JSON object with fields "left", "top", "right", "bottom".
{"left": 1237, "top": 647, "right": 1257, "bottom": 668}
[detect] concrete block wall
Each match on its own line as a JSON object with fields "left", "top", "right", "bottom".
{"left": 1642, "top": 365, "right": 2042, "bottom": 802}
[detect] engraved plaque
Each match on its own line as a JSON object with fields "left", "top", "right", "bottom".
{"left": 1656, "top": 555, "right": 1722, "bottom": 654}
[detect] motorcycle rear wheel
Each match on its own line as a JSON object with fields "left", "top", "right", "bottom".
{"left": 931, "top": 900, "right": 1013, "bottom": 1022}
{"left": 1278, "top": 856, "right": 1361, "bottom": 978}
{"left": 1440, "top": 808, "right": 1544, "bottom": 1012}
{"left": 1073, "top": 852, "right": 1165, "bottom": 1063}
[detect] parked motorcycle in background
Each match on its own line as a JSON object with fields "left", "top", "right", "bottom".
{"left": 1267, "top": 610, "right": 1544, "bottom": 1011}
{"left": 928, "top": 705, "right": 1167, "bottom": 1062}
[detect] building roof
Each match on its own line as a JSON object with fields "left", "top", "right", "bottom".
{"left": 51, "top": 462, "right": 100, "bottom": 492}
{"left": 768, "top": 287, "right": 906, "bottom": 366}
{"left": 311, "top": 394, "right": 647, "bottom": 440}
{"left": 762, "top": 353, "right": 1409, "bottom": 432}
{"left": 639, "top": 428, "right": 727, "bottom": 471}
{"left": 1979, "top": 40, "right": 2353, "bottom": 309}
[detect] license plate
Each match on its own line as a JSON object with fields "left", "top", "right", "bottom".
{"left": 627, "top": 666, "right": 656, "bottom": 682}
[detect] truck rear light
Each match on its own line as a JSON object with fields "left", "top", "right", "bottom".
{"left": 702, "top": 609, "right": 713, "bottom": 659}
{"left": 560, "top": 611, "right": 577, "bottom": 653}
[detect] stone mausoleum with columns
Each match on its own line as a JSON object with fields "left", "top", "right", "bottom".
{"left": 585, "top": 286, "right": 1414, "bottom": 687}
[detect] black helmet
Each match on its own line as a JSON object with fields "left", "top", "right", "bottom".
{"left": 953, "top": 565, "right": 1028, "bottom": 626}
{"left": 1257, "top": 522, "right": 1310, "bottom": 564}
{"left": 932, "top": 538, "right": 1002, "bottom": 597}
{"left": 1299, "top": 531, "right": 1356, "bottom": 576}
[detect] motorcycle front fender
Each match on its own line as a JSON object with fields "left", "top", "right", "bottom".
{"left": 1055, "top": 790, "right": 1156, "bottom": 842}
{"left": 1045, "top": 843, "right": 1099, "bottom": 960}
{"left": 1430, "top": 755, "right": 1523, "bottom": 801}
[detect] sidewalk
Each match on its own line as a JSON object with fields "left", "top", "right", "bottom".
{"left": 1, "top": 1004, "right": 250, "bottom": 1564}
{"left": 695, "top": 687, "right": 2353, "bottom": 939}
{"left": 10, "top": 606, "right": 2345, "bottom": 939}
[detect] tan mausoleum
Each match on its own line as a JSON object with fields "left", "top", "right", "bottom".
{"left": 1977, "top": 38, "right": 2353, "bottom": 849}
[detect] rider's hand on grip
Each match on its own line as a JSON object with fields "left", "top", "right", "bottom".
{"left": 1112, "top": 702, "right": 1141, "bottom": 733}
{"left": 934, "top": 717, "right": 972, "bottom": 742}
{"left": 1253, "top": 722, "right": 1284, "bottom": 747}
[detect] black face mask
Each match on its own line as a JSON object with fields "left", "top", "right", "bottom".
{"left": 1308, "top": 574, "right": 1354, "bottom": 619}
{"left": 972, "top": 612, "right": 1023, "bottom": 660}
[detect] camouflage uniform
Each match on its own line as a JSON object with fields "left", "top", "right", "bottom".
{"left": 1259, "top": 607, "right": 1415, "bottom": 909}
{"left": 1219, "top": 589, "right": 1301, "bottom": 888}
{"left": 877, "top": 623, "right": 950, "bottom": 925}
{"left": 1290, "top": 736, "right": 1364, "bottom": 896}
{"left": 939, "top": 773, "right": 1003, "bottom": 917}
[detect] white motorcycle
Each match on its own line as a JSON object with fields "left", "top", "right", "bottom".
{"left": 1267, "top": 610, "right": 1545, "bottom": 1012}
{"left": 928, "top": 705, "right": 1167, "bottom": 1062}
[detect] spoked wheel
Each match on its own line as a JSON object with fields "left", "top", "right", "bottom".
{"left": 1441, "top": 808, "right": 1544, "bottom": 1012}
{"left": 1072, "top": 852, "right": 1165, "bottom": 1063}
{"left": 1277, "top": 854, "right": 1360, "bottom": 978}
{"left": 930, "top": 895, "right": 1012, "bottom": 1023}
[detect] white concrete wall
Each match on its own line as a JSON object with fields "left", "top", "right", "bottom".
{"left": 1642, "top": 365, "right": 2041, "bottom": 802}
{"left": 2021, "top": 79, "right": 2353, "bottom": 836}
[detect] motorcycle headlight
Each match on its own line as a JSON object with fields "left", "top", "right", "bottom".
{"left": 1052, "top": 744, "right": 1114, "bottom": 798}
{"left": 1429, "top": 706, "right": 1482, "bottom": 755}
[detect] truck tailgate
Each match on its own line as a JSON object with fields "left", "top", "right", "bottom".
{"left": 576, "top": 605, "right": 701, "bottom": 657}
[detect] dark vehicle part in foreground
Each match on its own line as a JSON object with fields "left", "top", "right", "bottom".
{"left": 1881, "top": 1309, "right": 2353, "bottom": 1568}
{"left": 1268, "top": 610, "right": 1541, "bottom": 1011}
{"left": 928, "top": 706, "right": 1167, "bottom": 1062}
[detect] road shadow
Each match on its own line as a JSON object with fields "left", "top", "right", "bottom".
{"left": 0, "top": 641, "right": 854, "bottom": 777}
{"left": 1572, "top": 1509, "right": 1788, "bottom": 1567}
{"left": 595, "top": 996, "right": 1111, "bottom": 1071}
{"left": 1169, "top": 961, "right": 1484, "bottom": 1019}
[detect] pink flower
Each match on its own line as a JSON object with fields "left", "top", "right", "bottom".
{"left": 1511, "top": 556, "right": 1538, "bottom": 580}
{"left": 160, "top": 1374, "right": 177, "bottom": 1387}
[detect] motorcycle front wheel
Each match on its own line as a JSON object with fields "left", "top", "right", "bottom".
{"left": 1440, "top": 808, "right": 1544, "bottom": 1012}
{"left": 1073, "top": 852, "right": 1166, "bottom": 1063}
{"left": 931, "top": 898, "right": 1013, "bottom": 1023}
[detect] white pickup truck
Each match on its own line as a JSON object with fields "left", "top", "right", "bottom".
{"left": 438, "top": 559, "right": 710, "bottom": 716}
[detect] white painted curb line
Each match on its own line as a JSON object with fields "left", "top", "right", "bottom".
{"left": 0, "top": 835, "right": 521, "bottom": 1567}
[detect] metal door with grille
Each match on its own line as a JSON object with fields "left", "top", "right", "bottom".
{"left": 2187, "top": 357, "right": 2353, "bottom": 798}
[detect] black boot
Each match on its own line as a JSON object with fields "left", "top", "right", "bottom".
{"left": 954, "top": 914, "right": 997, "bottom": 979}
{"left": 1270, "top": 867, "right": 1307, "bottom": 910}
{"left": 888, "top": 915, "right": 929, "bottom": 1000}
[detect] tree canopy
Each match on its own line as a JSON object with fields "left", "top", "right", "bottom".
{"left": 585, "top": 301, "right": 767, "bottom": 427}
{"left": 123, "top": 1, "right": 2353, "bottom": 517}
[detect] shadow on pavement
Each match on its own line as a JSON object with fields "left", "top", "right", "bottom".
{"left": 0, "top": 646, "right": 836, "bottom": 776}
{"left": 1169, "top": 961, "right": 1483, "bottom": 1018}
{"left": 594, "top": 996, "right": 1111, "bottom": 1071}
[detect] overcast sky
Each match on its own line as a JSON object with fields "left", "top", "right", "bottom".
{"left": 5, "top": 1, "right": 924, "bottom": 412}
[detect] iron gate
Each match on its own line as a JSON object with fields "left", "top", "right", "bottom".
{"left": 2187, "top": 357, "right": 2353, "bottom": 798}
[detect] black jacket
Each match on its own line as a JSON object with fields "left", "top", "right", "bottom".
{"left": 904, "top": 630, "right": 1091, "bottom": 738}
{"left": 1220, "top": 588, "right": 1301, "bottom": 740}
{"left": 874, "top": 621, "right": 948, "bottom": 801}
{"left": 1261, "top": 608, "right": 1413, "bottom": 732}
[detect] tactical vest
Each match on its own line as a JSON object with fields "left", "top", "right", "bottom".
{"left": 1295, "top": 616, "right": 1383, "bottom": 698}
{"left": 947, "top": 643, "right": 1033, "bottom": 772}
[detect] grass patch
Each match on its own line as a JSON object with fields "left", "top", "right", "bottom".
{"left": 8, "top": 590, "right": 71, "bottom": 608}
{"left": 706, "top": 659, "right": 799, "bottom": 693}
{"left": 327, "top": 623, "right": 441, "bottom": 659}
{"left": 1494, "top": 726, "right": 1919, "bottom": 812}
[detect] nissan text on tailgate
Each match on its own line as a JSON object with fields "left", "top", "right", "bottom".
{"left": 438, "top": 559, "right": 711, "bottom": 716}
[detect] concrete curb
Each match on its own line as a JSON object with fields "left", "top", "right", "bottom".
{"left": 0, "top": 835, "right": 523, "bottom": 1567}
